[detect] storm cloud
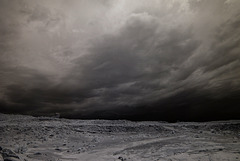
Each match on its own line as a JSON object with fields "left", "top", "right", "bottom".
{"left": 0, "top": 0, "right": 240, "bottom": 121}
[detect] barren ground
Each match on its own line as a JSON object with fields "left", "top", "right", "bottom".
{"left": 0, "top": 113, "right": 239, "bottom": 161}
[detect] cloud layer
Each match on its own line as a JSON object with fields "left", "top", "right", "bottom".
{"left": 0, "top": 0, "right": 240, "bottom": 121}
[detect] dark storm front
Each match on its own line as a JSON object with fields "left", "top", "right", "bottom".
{"left": 0, "top": 0, "right": 240, "bottom": 121}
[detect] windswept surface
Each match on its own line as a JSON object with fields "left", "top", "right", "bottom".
{"left": 0, "top": 113, "right": 240, "bottom": 161}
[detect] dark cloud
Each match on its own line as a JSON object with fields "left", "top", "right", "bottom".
{"left": 0, "top": 0, "right": 240, "bottom": 121}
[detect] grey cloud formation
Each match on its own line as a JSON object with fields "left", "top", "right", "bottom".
{"left": 0, "top": 0, "right": 240, "bottom": 121}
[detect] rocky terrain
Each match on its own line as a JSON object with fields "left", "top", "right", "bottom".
{"left": 0, "top": 113, "right": 239, "bottom": 161}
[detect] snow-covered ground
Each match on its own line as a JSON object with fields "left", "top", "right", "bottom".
{"left": 0, "top": 113, "right": 239, "bottom": 161}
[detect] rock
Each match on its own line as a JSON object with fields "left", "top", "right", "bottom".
{"left": 0, "top": 154, "right": 4, "bottom": 161}
{"left": 210, "top": 129, "right": 215, "bottom": 133}
{"left": 3, "top": 157, "right": 20, "bottom": 161}
{"left": 55, "top": 148, "right": 61, "bottom": 151}
{"left": 118, "top": 156, "right": 126, "bottom": 161}
{"left": 14, "top": 146, "right": 27, "bottom": 154}
{"left": 1, "top": 149, "right": 20, "bottom": 160}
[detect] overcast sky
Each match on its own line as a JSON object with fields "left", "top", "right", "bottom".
{"left": 0, "top": 0, "right": 240, "bottom": 121}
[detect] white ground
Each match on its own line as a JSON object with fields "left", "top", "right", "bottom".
{"left": 0, "top": 113, "right": 239, "bottom": 161}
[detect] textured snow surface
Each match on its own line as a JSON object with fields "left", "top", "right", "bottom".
{"left": 0, "top": 113, "right": 240, "bottom": 161}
